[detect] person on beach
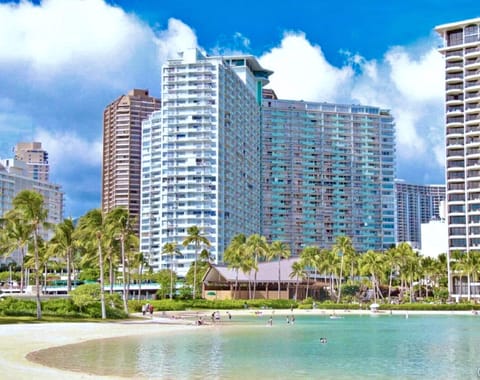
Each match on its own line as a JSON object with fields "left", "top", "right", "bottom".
{"left": 291, "top": 315, "right": 295, "bottom": 324}
{"left": 267, "top": 317, "right": 273, "bottom": 326}
{"left": 149, "top": 304, "right": 154, "bottom": 317}
{"left": 226, "top": 311, "right": 232, "bottom": 320}
{"left": 141, "top": 304, "right": 147, "bottom": 316}
{"left": 286, "top": 316, "right": 290, "bottom": 324}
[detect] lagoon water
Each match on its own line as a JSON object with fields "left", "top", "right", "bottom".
{"left": 32, "top": 314, "right": 480, "bottom": 379}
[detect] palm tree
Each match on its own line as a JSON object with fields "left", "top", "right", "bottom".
{"left": 162, "top": 242, "right": 181, "bottom": 300}
{"left": 0, "top": 209, "right": 30, "bottom": 293}
{"left": 106, "top": 208, "right": 136, "bottom": 314}
{"left": 454, "top": 251, "right": 480, "bottom": 301}
{"left": 289, "top": 261, "right": 306, "bottom": 301}
{"left": 396, "top": 242, "right": 414, "bottom": 302}
{"left": 223, "top": 234, "right": 247, "bottom": 299}
{"left": 332, "top": 236, "right": 354, "bottom": 303}
{"left": 131, "top": 251, "right": 149, "bottom": 300}
{"left": 359, "top": 250, "right": 385, "bottom": 304}
{"left": 47, "top": 217, "right": 76, "bottom": 291}
{"left": 12, "top": 190, "right": 49, "bottom": 320}
{"left": 269, "top": 241, "right": 291, "bottom": 299}
{"left": 182, "top": 225, "right": 210, "bottom": 299}
{"left": 75, "top": 209, "right": 108, "bottom": 319}
{"left": 384, "top": 247, "right": 399, "bottom": 303}
{"left": 300, "top": 246, "right": 320, "bottom": 299}
{"left": 245, "top": 234, "right": 269, "bottom": 299}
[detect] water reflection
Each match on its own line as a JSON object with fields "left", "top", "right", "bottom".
{"left": 30, "top": 315, "right": 480, "bottom": 379}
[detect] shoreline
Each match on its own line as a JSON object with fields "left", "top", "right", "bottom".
{"left": 1, "top": 309, "right": 478, "bottom": 379}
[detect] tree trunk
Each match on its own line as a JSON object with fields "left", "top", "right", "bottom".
{"left": 387, "top": 268, "right": 393, "bottom": 303}
{"left": 67, "top": 247, "right": 72, "bottom": 292}
{"left": 192, "top": 242, "right": 198, "bottom": 299}
{"left": 337, "top": 255, "right": 344, "bottom": 303}
{"left": 109, "top": 257, "right": 114, "bottom": 295}
{"left": 468, "top": 274, "right": 471, "bottom": 301}
{"left": 137, "top": 261, "right": 143, "bottom": 301}
{"left": 33, "top": 229, "right": 42, "bottom": 320}
{"left": 295, "top": 276, "right": 299, "bottom": 300}
{"left": 120, "top": 236, "right": 128, "bottom": 314}
{"left": 278, "top": 258, "right": 281, "bottom": 299}
{"left": 235, "top": 269, "right": 239, "bottom": 300}
{"left": 20, "top": 246, "right": 25, "bottom": 294}
{"left": 98, "top": 238, "right": 106, "bottom": 319}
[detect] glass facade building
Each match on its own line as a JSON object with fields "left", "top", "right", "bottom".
{"left": 261, "top": 99, "right": 396, "bottom": 254}
{"left": 394, "top": 181, "right": 446, "bottom": 249}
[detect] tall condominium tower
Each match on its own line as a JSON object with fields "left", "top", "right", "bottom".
{"left": 262, "top": 99, "right": 396, "bottom": 254}
{"left": 102, "top": 89, "right": 160, "bottom": 232}
{"left": 394, "top": 181, "right": 446, "bottom": 249}
{"left": 436, "top": 17, "right": 480, "bottom": 297}
{"left": 14, "top": 142, "right": 49, "bottom": 182}
{"left": 140, "top": 49, "right": 272, "bottom": 275}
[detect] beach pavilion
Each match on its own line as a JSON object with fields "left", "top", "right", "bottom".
{"left": 202, "top": 257, "right": 327, "bottom": 300}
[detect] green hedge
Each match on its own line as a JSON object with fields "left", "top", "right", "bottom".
{"left": 381, "top": 303, "right": 480, "bottom": 311}
{"left": 0, "top": 297, "right": 127, "bottom": 319}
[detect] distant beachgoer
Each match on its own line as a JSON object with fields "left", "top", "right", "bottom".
{"left": 320, "top": 337, "right": 327, "bottom": 343}
{"left": 227, "top": 311, "right": 232, "bottom": 320}
{"left": 291, "top": 315, "right": 295, "bottom": 324}
{"left": 149, "top": 304, "right": 154, "bottom": 317}
{"left": 286, "top": 316, "right": 290, "bottom": 324}
{"left": 141, "top": 304, "right": 147, "bottom": 316}
{"left": 268, "top": 317, "right": 273, "bottom": 326}
{"left": 211, "top": 312, "right": 215, "bottom": 322}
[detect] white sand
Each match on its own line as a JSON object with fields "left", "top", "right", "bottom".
{"left": 0, "top": 317, "right": 196, "bottom": 380}
{"left": 0, "top": 308, "right": 477, "bottom": 380}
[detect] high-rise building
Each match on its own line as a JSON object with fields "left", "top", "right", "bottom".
{"left": 0, "top": 158, "right": 64, "bottom": 263}
{"left": 14, "top": 142, "right": 49, "bottom": 182}
{"left": 436, "top": 17, "right": 480, "bottom": 297}
{"left": 140, "top": 49, "right": 271, "bottom": 275}
{"left": 394, "top": 181, "right": 446, "bottom": 249}
{"left": 261, "top": 98, "right": 396, "bottom": 254}
{"left": 102, "top": 89, "right": 161, "bottom": 232}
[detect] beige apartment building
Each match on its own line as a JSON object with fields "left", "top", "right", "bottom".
{"left": 102, "top": 89, "right": 160, "bottom": 232}
{"left": 14, "top": 142, "right": 49, "bottom": 182}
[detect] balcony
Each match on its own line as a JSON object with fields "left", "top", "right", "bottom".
{"left": 445, "top": 50, "right": 463, "bottom": 61}
{"left": 446, "top": 73, "right": 464, "bottom": 83}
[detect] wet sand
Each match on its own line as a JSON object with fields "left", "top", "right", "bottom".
{"left": 0, "top": 318, "right": 196, "bottom": 380}
{"left": 1, "top": 308, "right": 477, "bottom": 379}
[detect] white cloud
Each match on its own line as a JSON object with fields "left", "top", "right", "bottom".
{"left": 35, "top": 129, "right": 102, "bottom": 171}
{"left": 386, "top": 47, "right": 444, "bottom": 102}
{"left": 260, "top": 32, "right": 354, "bottom": 102}
{"left": 155, "top": 18, "right": 198, "bottom": 62}
{"left": 0, "top": 0, "right": 199, "bottom": 216}
{"left": 260, "top": 31, "right": 445, "bottom": 182}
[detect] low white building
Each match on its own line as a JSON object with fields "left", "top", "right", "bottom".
{"left": 420, "top": 220, "right": 448, "bottom": 258}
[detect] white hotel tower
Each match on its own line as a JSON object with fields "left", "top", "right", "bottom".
{"left": 140, "top": 49, "right": 272, "bottom": 276}
{"left": 436, "top": 18, "right": 480, "bottom": 297}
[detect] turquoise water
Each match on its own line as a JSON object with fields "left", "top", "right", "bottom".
{"left": 33, "top": 314, "right": 480, "bottom": 379}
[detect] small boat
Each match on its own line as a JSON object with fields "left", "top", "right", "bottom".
{"left": 329, "top": 315, "right": 343, "bottom": 320}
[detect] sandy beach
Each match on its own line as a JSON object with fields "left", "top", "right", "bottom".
{"left": 1, "top": 308, "right": 477, "bottom": 380}
{"left": 0, "top": 317, "right": 196, "bottom": 380}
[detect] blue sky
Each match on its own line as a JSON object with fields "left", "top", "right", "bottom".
{"left": 0, "top": 0, "right": 479, "bottom": 218}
